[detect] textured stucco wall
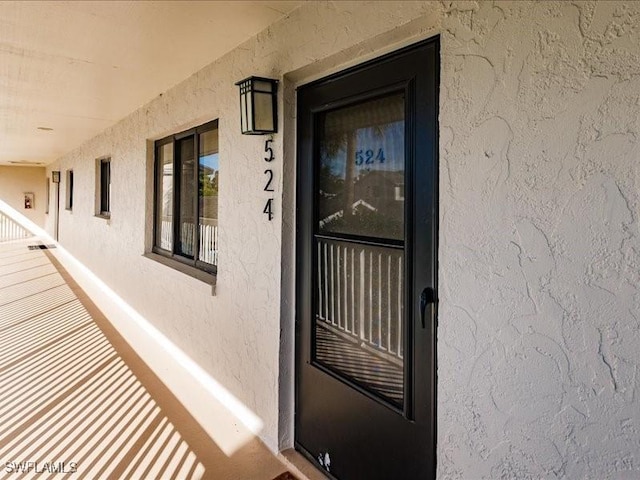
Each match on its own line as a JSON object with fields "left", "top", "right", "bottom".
{"left": 44, "top": 1, "right": 640, "bottom": 476}
{"left": 438, "top": 2, "right": 640, "bottom": 478}
{"left": 0, "top": 166, "right": 47, "bottom": 227}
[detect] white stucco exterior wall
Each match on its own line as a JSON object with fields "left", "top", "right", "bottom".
{"left": 43, "top": 1, "right": 639, "bottom": 477}
{"left": 438, "top": 2, "right": 640, "bottom": 478}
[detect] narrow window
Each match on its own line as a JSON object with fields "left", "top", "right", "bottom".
{"left": 98, "top": 158, "right": 111, "bottom": 217}
{"left": 65, "top": 170, "right": 74, "bottom": 211}
{"left": 153, "top": 120, "right": 218, "bottom": 274}
{"left": 45, "top": 178, "right": 50, "bottom": 214}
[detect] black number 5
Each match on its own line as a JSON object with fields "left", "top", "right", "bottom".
{"left": 264, "top": 139, "right": 274, "bottom": 162}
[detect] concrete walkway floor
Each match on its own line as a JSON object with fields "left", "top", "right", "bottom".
{"left": 0, "top": 237, "right": 297, "bottom": 480}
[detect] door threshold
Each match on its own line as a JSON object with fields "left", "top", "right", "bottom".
{"left": 278, "top": 448, "right": 331, "bottom": 480}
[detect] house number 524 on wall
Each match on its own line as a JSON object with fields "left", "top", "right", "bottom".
{"left": 263, "top": 139, "right": 275, "bottom": 221}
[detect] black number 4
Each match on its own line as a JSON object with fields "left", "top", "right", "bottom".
{"left": 263, "top": 198, "right": 274, "bottom": 221}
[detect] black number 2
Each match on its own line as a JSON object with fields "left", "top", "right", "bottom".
{"left": 264, "top": 169, "right": 274, "bottom": 192}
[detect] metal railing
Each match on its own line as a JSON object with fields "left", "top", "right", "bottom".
{"left": 0, "top": 212, "right": 31, "bottom": 242}
{"left": 316, "top": 237, "right": 404, "bottom": 361}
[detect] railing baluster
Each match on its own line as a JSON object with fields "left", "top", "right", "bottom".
{"left": 387, "top": 254, "right": 391, "bottom": 353}
{"left": 368, "top": 251, "right": 373, "bottom": 345}
{"left": 317, "top": 242, "right": 323, "bottom": 320}
{"left": 330, "top": 244, "right": 335, "bottom": 328}
{"left": 337, "top": 245, "right": 343, "bottom": 329}
{"left": 359, "top": 249, "right": 365, "bottom": 341}
{"left": 377, "top": 253, "right": 382, "bottom": 346}
{"left": 323, "top": 242, "right": 329, "bottom": 323}
{"left": 351, "top": 247, "right": 355, "bottom": 334}
{"left": 398, "top": 256, "right": 403, "bottom": 358}
{"left": 343, "top": 245, "right": 348, "bottom": 333}
{"left": 214, "top": 225, "right": 218, "bottom": 265}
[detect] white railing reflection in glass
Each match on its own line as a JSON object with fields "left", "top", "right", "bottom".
{"left": 160, "top": 219, "right": 218, "bottom": 266}
{"left": 317, "top": 238, "right": 404, "bottom": 361}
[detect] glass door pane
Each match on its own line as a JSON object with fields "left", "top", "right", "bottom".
{"left": 177, "top": 136, "right": 196, "bottom": 258}
{"left": 314, "top": 92, "right": 405, "bottom": 407}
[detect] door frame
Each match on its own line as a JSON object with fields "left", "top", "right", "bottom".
{"left": 293, "top": 36, "right": 440, "bottom": 479}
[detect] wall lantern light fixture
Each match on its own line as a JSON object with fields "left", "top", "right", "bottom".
{"left": 235, "top": 76, "right": 278, "bottom": 135}
{"left": 51, "top": 171, "right": 60, "bottom": 183}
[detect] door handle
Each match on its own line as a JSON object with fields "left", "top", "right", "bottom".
{"left": 420, "top": 287, "right": 436, "bottom": 328}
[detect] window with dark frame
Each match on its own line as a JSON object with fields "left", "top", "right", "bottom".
{"left": 98, "top": 158, "right": 111, "bottom": 216}
{"left": 153, "top": 120, "right": 219, "bottom": 275}
{"left": 65, "top": 170, "right": 74, "bottom": 211}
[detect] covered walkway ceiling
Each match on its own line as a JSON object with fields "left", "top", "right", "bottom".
{"left": 0, "top": 0, "right": 301, "bottom": 167}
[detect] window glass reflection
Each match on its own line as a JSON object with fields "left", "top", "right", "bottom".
{"left": 157, "top": 143, "right": 173, "bottom": 251}
{"left": 178, "top": 137, "right": 195, "bottom": 258}
{"left": 318, "top": 94, "right": 405, "bottom": 241}
{"left": 198, "top": 129, "right": 219, "bottom": 265}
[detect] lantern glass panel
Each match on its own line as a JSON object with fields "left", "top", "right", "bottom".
{"left": 254, "top": 79, "right": 274, "bottom": 93}
{"left": 240, "top": 93, "right": 248, "bottom": 132}
{"left": 246, "top": 91, "right": 254, "bottom": 131}
{"left": 254, "top": 92, "right": 274, "bottom": 131}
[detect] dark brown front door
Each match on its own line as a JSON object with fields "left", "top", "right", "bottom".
{"left": 295, "top": 38, "right": 439, "bottom": 480}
